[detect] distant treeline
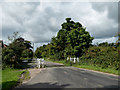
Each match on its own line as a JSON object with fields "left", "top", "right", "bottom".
{"left": 35, "top": 18, "right": 120, "bottom": 70}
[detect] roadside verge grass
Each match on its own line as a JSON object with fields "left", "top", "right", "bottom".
{"left": 2, "top": 68, "right": 30, "bottom": 90}
{"left": 72, "top": 64, "right": 118, "bottom": 75}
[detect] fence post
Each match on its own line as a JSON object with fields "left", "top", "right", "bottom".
{"left": 41, "top": 58, "right": 44, "bottom": 68}
{"left": 38, "top": 58, "right": 41, "bottom": 69}
{"left": 77, "top": 57, "right": 79, "bottom": 62}
{"left": 70, "top": 57, "right": 72, "bottom": 61}
{"left": 73, "top": 57, "right": 76, "bottom": 63}
{"left": 67, "top": 57, "right": 69, "bottom": 61}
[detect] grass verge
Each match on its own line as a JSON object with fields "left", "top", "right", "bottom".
{"left": 19, "top": 69, "right": 30, "bottom": 82}
{"left": 2, "top": 68, "right": 30, "bottom": 90}
{"left": 72, "top": 64, "right": 118, "bottom": 75}
{"left": 46, "top": 59, "right": 118, "bottom": 75}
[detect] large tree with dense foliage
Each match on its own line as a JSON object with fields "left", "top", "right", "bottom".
{"left": 35, "top": 18, "right": 94, "bottom": 60}
{"left": 50, "top": 18, "right": 94, "bottom": 58}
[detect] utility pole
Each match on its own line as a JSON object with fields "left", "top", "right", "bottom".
{"left": 33, "top": 42, "right": 34, "bottom": 53}
{"left": 33, "top": 42, "right": 34, "bottom": 60}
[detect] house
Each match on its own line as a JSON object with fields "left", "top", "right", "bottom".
{"left": 3, "top": 44, "right": 7, "bottom": 48}
{"left": 0, "top": 40, "right": 3, "bottom": 48}
{"left": 0, "top": 40, "right": 7, "bottom": 48}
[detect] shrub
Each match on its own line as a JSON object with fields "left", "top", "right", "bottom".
{"left": 77, "top": 46, "right": 119, "bottom": 70}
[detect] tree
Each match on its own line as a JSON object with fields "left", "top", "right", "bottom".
{"left": 21, "top": 49, "right": 33, "bottom": 59}
{"left": 2, "top": 32, "right": 33, "bottom": 69}
{"left": 8, "top": 32, "right": 20, "bottom": 43}
{"left": 50, "top": 18, "right": 94, "bottom": 59}
{"left": 115, "top": 32, "right": 120, "bottom": 46}
{"left": 35, "top": 18, "right": 94, "bottom": 60}
{"left": 67, "top": 27, "right": 93, "bottom": 56}
{"left": 98, "top": 42, "right": 109, "bottom": 47}
{"left": 61, "top": 18, "right": 82, "bottom": 31}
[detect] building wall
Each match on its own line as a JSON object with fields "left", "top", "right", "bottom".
{"left": 0, "top": 41, "right": 3, "bottom": 48}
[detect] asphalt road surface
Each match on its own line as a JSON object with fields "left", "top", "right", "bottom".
{"left": 16, "top": 61, "right": 119, "bottom": 88}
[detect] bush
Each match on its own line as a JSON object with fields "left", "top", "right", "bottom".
{"left": 77, "top": 46, "right": 119, "bottom": 70}
{"left": 2, "top": 35, "right": 33, "bottom": 69}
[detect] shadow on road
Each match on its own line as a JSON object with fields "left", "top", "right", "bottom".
{"left": 15, "top": 82, "right": 70, "bottom": 89}
{"left": 104, "top": 85, "right": 120, "bottom": 88}
{"left": 45, "top": 64, "right": 64, "bottom": 68}
{"left": 44, "top": 61, "right": 65, "bottom": 68}
{"left": 14, "top": 83, "right": 120, "bottom": 90}
{"left": 3, "top": 81, "right": 119, "bottom": 90}
{"left": 19, "top": 59, "right": 36, "bottom": 69}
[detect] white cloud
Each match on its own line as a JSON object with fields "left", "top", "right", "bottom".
{"left": 34, "top": 42, "right": 49, "bottom": 52}
{"left": 1, "top": 2, "right": 118, "bottom": 47}
{"left": 0, "top": 7, "right": 2, "bottom": 40}
{"left": 92, "top": 37, "right": 118, "bottom": 44}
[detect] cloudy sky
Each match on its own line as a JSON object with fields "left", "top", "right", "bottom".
{"left": 0, "top": 1, "right": 119, "bottom": 50}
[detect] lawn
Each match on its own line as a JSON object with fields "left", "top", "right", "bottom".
{"left": 2, "top": 68, "right": 29, "bottom": 90}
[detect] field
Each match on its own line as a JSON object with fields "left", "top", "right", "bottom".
{"left": 2, "top": 68, "right": 29, "bottom": 90}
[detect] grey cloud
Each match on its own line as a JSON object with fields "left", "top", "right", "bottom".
{"left": 88, "top": 22, "right": 117, "bottom": 39}
{"left": 1, "top": 2, "right": 118, "bottom": 44}
{"left": 91, "top": 2, "right": 118, "bottom": 22}
{"left": 2, "top": 26, "right": 26, "bottom": 43}
{"left": 90, "top": 2, "right": 118, "bottom": 39}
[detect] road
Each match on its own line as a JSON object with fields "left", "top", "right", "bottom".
{"left": 15, "top": 61, "right": 119, "bottom": 89}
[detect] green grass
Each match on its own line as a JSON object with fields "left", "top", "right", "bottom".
{"left": 72, "top": 64, "right": 118, "bottom": 75}
{"left": 2, "top": 68, "right": 30, "bottom": 90}
{"left": 20, "top": 69, "right": 30, "bottom": 82}
{"left": 46, "top": 59, "right": 119, "bottom": 75}
{"left": 0, "top": 69, "right": 2, "bottom": 90}
{"left": 24, "top": 70, "right": 30, "bottom": 80}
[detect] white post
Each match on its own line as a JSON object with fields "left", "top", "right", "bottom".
{"left": 70, "top": 57, "right": 72, "bottom": 61}
{"left": 77, "top": 57, "right": 79, "bottom": 62}
{"left": 41, "top": 58, "right": 44, "bottom": 68}
{"left": 38, "top": 58, "right": 41, "bottom": 68}
{"left": 73, "top": 57, "right": 76, "bottom": 63}
{"left": 37, "top": 58, "right": 39, "bottom": 68}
